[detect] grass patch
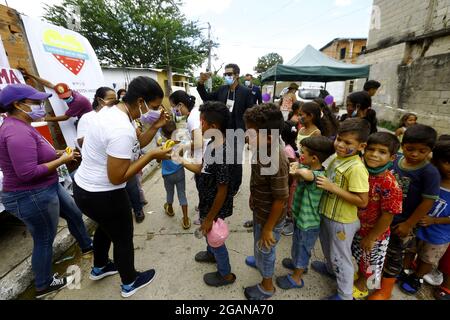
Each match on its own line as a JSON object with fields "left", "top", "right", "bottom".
{"left": 378, "top": 120, "right": 397, "bottom": 132}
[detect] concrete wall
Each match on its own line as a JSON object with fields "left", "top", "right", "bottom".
{"left": 368, "top": 0, "right": 450, "bottom": 50}
{"left": 358, "top": 0, "right": 450, "bottom": 134}
{"left": 102, "top": 68, "right": 158, "bottom": 92}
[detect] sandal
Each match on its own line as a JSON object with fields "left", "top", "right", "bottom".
{"left": 244, "top": 284, "right": 276, "bottom": 300}
{"left": 182, "top": 217, "right": 191, "bottom": 230}
{"left": 276, "top": 275, "right": 305, "bottom": 290}
{"left": 353, "top": 285, "right": 369, "bottom": 300}
{"left": 434, "top": 287, "right": 450, "bottom": 300}
{"left": 164, "top": 203, "right": 175, "bottom": 217}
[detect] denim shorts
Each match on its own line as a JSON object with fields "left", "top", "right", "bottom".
{"left": 292, "top": 225, "right": 320, "bottom": 270}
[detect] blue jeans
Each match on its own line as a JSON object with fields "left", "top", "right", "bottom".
{"left": 2, "top": 183, "right": 60, "bottom": 290}
{"left": 163, "top": 169, "right": 187, "bottom": 206}
{"left": 57, "top": 183, "right": 92, "bottom": 250}
{"left": 125, "top": 175, "right": 144, "bottom": 215}
{"left": 253, "top": 218, "right": 285, "bottom": 279}
{"left": 292, "top": 225, "right": 320, "bottom": 270}
{"left": 206, "top": 240, "right": 231, "bottom": 277}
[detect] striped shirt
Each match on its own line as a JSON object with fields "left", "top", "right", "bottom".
{"left": 320, "top": 154, "right": 369, "bottom": 223}
{"left": 292, "top": 166, "right": 326, "bottom": 231}
{"left": 250, "top": 146, "right": 290, "bottom": 226}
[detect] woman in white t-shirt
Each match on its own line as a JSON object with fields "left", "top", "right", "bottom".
{"left": 73, "top": 77, "right": 171, "bottom": 298}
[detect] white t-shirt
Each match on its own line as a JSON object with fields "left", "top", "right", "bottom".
{"left": 75, "top": 106, "right": 137, "bottom": 192}
{"left": 187, "top": 106, "right": 201, "bottom": 136}
{"left": 76, "top": 110, "right": 97, "bottom": 141}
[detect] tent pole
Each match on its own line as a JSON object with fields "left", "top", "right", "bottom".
{"left": 324, "top": 82, "right": 327, "bottom": 90}
{"left": 273, "top": 81, "right": 277, "bottom": 103}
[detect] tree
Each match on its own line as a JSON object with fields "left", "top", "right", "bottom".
{"left": 43, "top": 0, "right": 214, "bottom": 74}
{"left": 254, "top": 53, "right": 284, "bottom": 75}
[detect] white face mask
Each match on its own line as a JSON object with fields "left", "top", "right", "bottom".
{"left": 245, "top": 81, "right": 251, "bottom": 87}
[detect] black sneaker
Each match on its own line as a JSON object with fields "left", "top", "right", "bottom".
{"left": 89, "top": 260, "right": 119, "bottom": 281}
{"left": 135, "top": 211, "right": 145, "bottom": 224}
{"left": 204, "top": 272, "right": 236, "bottom": 287}
{"left": 400, "top": 274, "right": 423, "bottom": 295}
{"left": 35, "top": 274, "right": 68, "bottom": 299}
{"left": 121, "top": 269, "right": 156, "bottom": 298}
{"left": 195, "top": 251, "right": 216, "bottom": 263}
{"left": 81, "top": 245, "right": 94, "bottom": 257}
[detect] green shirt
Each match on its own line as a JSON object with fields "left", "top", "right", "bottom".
{"left": 291, "top": 165, "right": 326, "bottom": 231}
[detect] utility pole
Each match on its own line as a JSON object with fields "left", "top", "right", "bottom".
{"left": 164, "top": 36, "right": 173, "bottom": 95}
{"left": 206, "top": 22, "right": 212, "bottom": 92}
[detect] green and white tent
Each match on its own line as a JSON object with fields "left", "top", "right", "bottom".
{"left": 261, "top": 45, "right": 370, "bottom": 83}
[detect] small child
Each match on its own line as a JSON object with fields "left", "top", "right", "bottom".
{"left": 370, "top": 124, "right": 441, "bottom": 300}
{"left": 276, "top": 136, "right": 335, "bottom": 290}
{"left": 395, "top": 113, "right": 418, "bottom": 141}
{"left": 179, "top": 101, "right": 236, "bottom": 287}
{"left": 313, "top": 118, "right": 371, "bottom": 300}
{"left": 395, "top": 113, "right": 418, "bottom": 155}
{"left": 400, "top": 140, "right": 450, "bottom": 295}
{"left": 244, "top": 104, "right": 290, "bottom": 300}
{"left": 160, "top": 121, "right": 190, "bottom": 229}
{"left": 352, "top": 132, "right": 403, "bottom": 300}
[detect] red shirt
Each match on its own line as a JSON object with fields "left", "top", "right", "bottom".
{"left": 357, "top": 171, "right": 403, "bottom": 240}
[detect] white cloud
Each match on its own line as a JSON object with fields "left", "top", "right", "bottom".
{"left": 335, "top": 0, "right": 352, "bottom": 6}
{"left": 182, "top": 0, "right": 233, "bottom": 18}
{"left": 5, "top": 0, "right": 62, "bottom": 18}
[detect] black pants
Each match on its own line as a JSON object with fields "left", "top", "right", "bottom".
{"left": 73, "top": 182, "right": 137, "bottom": 284}
{"left": 383, "top": 224, "right": 416, "bottom": 278}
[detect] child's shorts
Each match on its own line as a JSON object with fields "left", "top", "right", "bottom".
{"left": 352, "top": 233, "right": 390, "bottom": 286}
{"left": 292, "top": 225, "right": 320, "bottom": 270}
{"left": 406, "top": 238, "right": 450, "bottom": 266}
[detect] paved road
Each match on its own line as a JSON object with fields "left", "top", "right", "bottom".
{"left": 48, "top": 151, "right": 425, "bottom": 301}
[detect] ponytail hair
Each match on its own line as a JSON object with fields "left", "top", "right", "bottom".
{"left": 93, "top": 87, "right": 116, "bottom": 110}
{"left": 314, "top": 98, "right": 340, "bottom": 138}
{"left": 169, "top": 90, "right": 196, "bottom": 112}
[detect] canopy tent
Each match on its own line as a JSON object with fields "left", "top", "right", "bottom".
{"left": 261, "top": 45, "right": 370, "bottom": 83}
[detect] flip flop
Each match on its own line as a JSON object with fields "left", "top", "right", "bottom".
{"left": 182, "top": 217, "right": 191, "bottom": 230}
{"left": 353, "top": 285, "right": 369, "bottom": 300}
{"left": 164, "top": 203, "right": 175, "bottom": 217}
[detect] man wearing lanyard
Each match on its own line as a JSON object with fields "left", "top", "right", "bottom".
{"left": 244, "top": 74, "right": 262, "bottom": 105}
{"left": 197, "top": 63, "right": 253, "bottom": 196}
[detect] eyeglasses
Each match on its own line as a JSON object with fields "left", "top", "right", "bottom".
{"left": 223, "top": 72, "right": 234, "bottom": 77}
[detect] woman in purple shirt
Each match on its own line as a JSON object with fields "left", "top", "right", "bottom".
{"left": 0, "top": 84, "right": 92, "bottom": 299}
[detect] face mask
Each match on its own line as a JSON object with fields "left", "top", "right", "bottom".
{"left": 224, "top": 76, "right": 235, "bottom": 86}
{"left": 18, "top": 103, "right": 46, "bottom": 121}
{"left": 64, "top": 96, "right": 74, "bottom": 104}
{"left": 244, "top": 81, "right": 251, "bottom": 87}
{"left": 140, "top": 101, "right": 162, "bottom": 125}
{"left": 352, "top": 110, "right": 357, "bottom": 118}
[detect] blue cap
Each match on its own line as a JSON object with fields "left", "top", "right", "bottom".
{"left": 0, "top": 84, "right": 52, "bottom": 107}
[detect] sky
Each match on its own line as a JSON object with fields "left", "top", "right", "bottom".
{"left": 4, "top": 0, "right": 374, "bottom": 75}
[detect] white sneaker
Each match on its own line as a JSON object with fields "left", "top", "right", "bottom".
{"left": 423, "top": 269, "right": 443, "bottom": 286}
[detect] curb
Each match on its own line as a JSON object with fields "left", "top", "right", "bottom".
{"left": 0, "top": 216, "right": 95, "bottom": 300}
{"left": 0, "top": 161, "right": 161, "bottom": 300}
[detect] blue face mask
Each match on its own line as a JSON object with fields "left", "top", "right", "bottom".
{"left": 224, "top": 76, "right": 235, "bottom": 86}
{"left": 64, "top": 96, "right": 74, "bottom": 104}
{"left": 352, "top": 110, "right": 357, "bottom": 118}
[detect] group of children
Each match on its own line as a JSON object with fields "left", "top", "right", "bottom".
{"left": 156, "top": 96, "right": 449, "bottom": 301}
